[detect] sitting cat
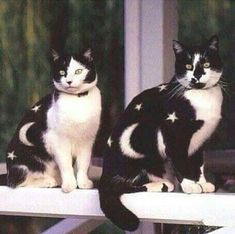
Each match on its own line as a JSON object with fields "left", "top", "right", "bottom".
{"left": 99, "top": 36, "right": 223, "bottom": 231}
{"left": 6, "top": 48, "right": 101, "bottom": 193}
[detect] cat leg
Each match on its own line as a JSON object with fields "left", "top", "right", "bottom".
{"left": 53, "top": 142, "right": 77, "bottom": 192}
{"left": 168, "top": 152, "right": 203, "bottom": 194}
{"left": 75, "top": 144, "right": 93, "bottom": 189}
{"left": 197, "top": 165, "right": 215, "bottom": 193}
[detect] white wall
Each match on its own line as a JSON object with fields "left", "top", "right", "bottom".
{"left": 124, "top": 0, "right": 177, "bottom": 105}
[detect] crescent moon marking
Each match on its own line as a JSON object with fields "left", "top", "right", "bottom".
{"left": 119, "top": 123, "right": 145, "bottom": 159}
{"left": 19, "top": 122, "right": 35, "bottom": 147}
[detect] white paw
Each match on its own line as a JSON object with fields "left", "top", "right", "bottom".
{"left": 77, "top": 177, "right": 94, "bottom": 189}
{"left": 44, "top": 178, "right": 58, "bottom": 188}
{"left": 62, "top": 177, "right": 77, "bottom": 193}
{"left": 181, "top": 179, "right": 202, "bottom": 194}
{"left": 145, "top": 181, "right": 174, "bottom": 192}
{"left": 197, "top": 182, "right": 215, "bottom": 193}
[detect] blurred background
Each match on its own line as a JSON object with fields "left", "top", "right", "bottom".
{"left": 1, "top": 0, "right": 235, "bottom": 233}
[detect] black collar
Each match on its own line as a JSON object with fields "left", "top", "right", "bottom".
{"left": 54, "top": 89, "right": 89, "bottom": 98}
{"left": 77, "top": 91, "right": 89, "bottom": 97}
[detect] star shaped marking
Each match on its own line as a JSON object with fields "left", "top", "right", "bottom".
{"left": 166, "top": 112, "right": 178, "bottom": 123}
{"left": 31, "top": 105, "right": 41, "bottom": 113}
{"left": 135, "top": 103, "right": 143, "bottom": 111}
{"left": 158, "top": 84, "right": 167, "bottom": 92}
{"left": 107, "top": 137, "right": 113, "bottom": 147}
{"left": 7, "top": 151, "right": 17, "bottom": 160}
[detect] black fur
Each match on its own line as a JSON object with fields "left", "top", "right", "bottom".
{"left": 99, "top": 36, "right": 223, "bottom": 231}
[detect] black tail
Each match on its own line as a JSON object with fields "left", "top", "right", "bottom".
{"left": 98, "top": 175, "right": 147, "bottom": 231}
{"left": 0, "top": 174, "right": 7, "bottom": 186}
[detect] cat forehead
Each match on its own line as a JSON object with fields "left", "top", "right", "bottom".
{"left": 187, "top": 49, "right": 208, "bottom": 61}
{"left": 192, "top": 53, "right": 200, "bottom": 65}
{"left": 68, "top": 57, "right": 86, "bottom": 70}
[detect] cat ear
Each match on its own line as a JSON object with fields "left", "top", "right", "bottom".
{"left": 51, "top": 49, "right": 60, "bottom": 61}
{"left": 208, "top": 35, "right": 219, "bottom": 51}
{"left": 173, "top": 40, "right": 185, "bottom": 54}
{"left": 83, "top": 48, "right": 93, "bottom": 62}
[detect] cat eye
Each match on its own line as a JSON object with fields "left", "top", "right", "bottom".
{"left": 203, "top": 62, "right": 210, "bottom": 68}
{"left": 185, "top": 64, "right": 193, "bottom": 70}
{"left": 59, "top": 70, "right": 65, "bottom": 76}
{"left": 75, "top": 69, "right": 83, "bottom": 75}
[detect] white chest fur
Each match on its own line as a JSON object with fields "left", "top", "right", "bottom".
{"left": 184, "top": 86, "right": 223, "bottom": 155}
{"left": 45, "top": 86, "right": 101, "bottom": 143}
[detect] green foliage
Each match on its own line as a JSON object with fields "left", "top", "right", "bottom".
{"left": 0, "top": 0, "right": 124, "bottom": 161}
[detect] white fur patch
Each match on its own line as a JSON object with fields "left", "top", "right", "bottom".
{"left": 184, "top": 86, "right": 223, "bottom": 155}
{"left": 157, "top": 129, "right": 166, "bottom": 159}
{"left": 119, "top": 123, "right": 145, "bottom": 159}
{"left": 19, "top": 122, "right": 35, "bottom": 147}
{"left": 43, "top": 86, "right": 101, "bottom": 191}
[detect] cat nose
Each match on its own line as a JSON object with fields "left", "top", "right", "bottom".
{"left": 67, "top": 81, "right": 72, "bottom": 85}
{"left": 191, "top": 78, "right": 198, "bottom": 84}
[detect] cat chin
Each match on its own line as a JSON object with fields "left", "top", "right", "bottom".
{"left": 176, "top": 79, "right": 219, "bottom": 91}
{"left": 53, "top": 78, "right": 98, "bottom": 95}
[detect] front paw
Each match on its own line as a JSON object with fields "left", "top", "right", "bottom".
{"left": 144, "top": 181, "right": 174, "bottom": 192}
{"left": 62, "top": 177, "right": 77, "bottom": 193}
{"left": 181, "top": 179, "right": 202, "bottom": 194}
{"left": 77, "top": 177, "right": 94, "bottom": 189}
{"left": 197, "top": 182, "right": 215, "bottom": 193}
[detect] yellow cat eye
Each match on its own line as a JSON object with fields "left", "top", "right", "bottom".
{"left": 203, "top": 62, "right": 210, "bottom": 68}
{"left": 59, "top": 70, "right": 65, "bottom": 76}
{"left": 75, "top": 69, "right": 83, "bottom": 75}
{"left": 186, "top": 64, "right": 193, "bottom": 70}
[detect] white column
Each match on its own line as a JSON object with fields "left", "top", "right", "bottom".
{"left": 124, "top": 0, "right": 142, "bottom": 106}
{"left": 125, "top": 0, "right": 177, "bottom": 105}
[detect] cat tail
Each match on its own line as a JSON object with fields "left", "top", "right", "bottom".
{"left": 0, "top": 173, "right": 7, "bottom": 185}
{"left": 99, "top": 175, "right": 147, "bottom": 231}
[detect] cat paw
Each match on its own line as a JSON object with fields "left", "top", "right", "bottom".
{"left": 145, "top": 181, "right": 174, "bottom": 192}
{"left": 197, "top": 182, "right": 215, "bottom": 193}
{"left": 181, "top": 179, "right": 202, "bottom": 194}
{"left": 61, "top": 177, "right": 77, "bottom": 193}
{"left": 77, "top": 177, "right": 94, "bottom": 189}
{"left": 43, "top": 178, "right": 58, "bottom": 188}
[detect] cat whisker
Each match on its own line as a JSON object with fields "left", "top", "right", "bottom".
{"left": 218, "top": 83, "right": 229, "bottom": 95}
{"left": 166, "top": 84, "right": 180, "bottom": 99}
{"left": 167, "top": 84, "right": 185, "bottom": 100}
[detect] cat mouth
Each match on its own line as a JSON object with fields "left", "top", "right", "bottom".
{"left": 190, "top": 82, "right": 206, "bottom": 89}
{"left": 65, "top": 86, "right": 79, "bottom": 91}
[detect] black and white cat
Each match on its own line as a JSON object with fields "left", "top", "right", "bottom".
{"left": 99, "top": 36, "right": 223, "bottom": 231}
{"left": 6, "top": 49, "right": 101, "bottom": 193}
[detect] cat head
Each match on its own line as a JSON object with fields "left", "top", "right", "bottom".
{"left": 51, "top": 48, "right": 97, "bottom": 94}
{"left": 173, "top": 36, "right": 223, "bottom": 89}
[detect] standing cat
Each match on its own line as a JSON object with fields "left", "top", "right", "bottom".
{"left": 6, "top": 48, "right": 101, "bottom": 193}
{"left": 99, "top": 36, "right": 223, "bottom": 231}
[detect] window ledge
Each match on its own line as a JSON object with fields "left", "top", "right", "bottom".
{"left": 0, "top": 186, "right": 234, "bottom": 227}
